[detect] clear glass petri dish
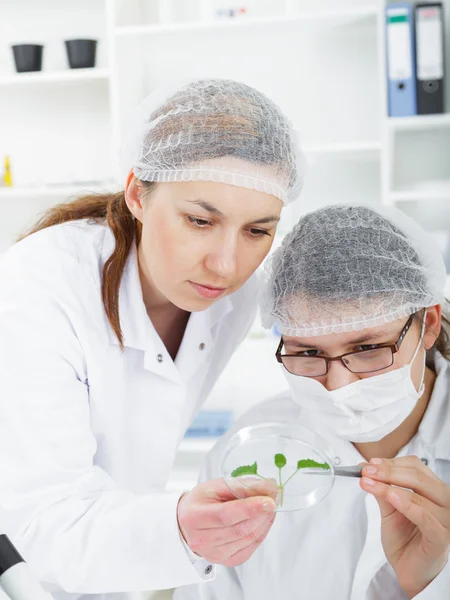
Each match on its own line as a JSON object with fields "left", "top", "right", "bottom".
{"left": 221, "top": 422, "right": 336, "bottom": 512}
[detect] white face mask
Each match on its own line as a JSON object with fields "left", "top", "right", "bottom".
{"left": 283, "top": 313, "right": 427, "bottom": 443}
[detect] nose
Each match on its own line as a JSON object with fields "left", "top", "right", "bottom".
{"left": 205, "top": 231, "right": 238, "bottom": 279}
{"left": 324, "top": 360, "right": 360, "bottom": 392}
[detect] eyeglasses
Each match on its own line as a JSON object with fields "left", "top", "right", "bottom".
{"left": 276, "top": 314, "right": 415, "bottom": 377}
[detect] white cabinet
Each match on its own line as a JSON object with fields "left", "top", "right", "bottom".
{"left": 0, "top": 0, "right": 115, "bottom": 250}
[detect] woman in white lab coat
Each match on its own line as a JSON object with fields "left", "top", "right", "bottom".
{"left": 0, "top": 79, "right": 304, "bottom": 600}
{"left": 175, "top": 204, "right": 450, "bottom": 600}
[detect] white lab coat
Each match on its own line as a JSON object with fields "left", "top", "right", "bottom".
{"left": 175, "top": 352, "right": 450, "bottom": 600}
{"left": 0, "top": 220, "right": 258, "bottom": 600}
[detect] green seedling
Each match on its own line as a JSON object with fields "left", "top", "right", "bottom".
{"left": 231, "top": 454, "right": 330, "bottom": 507}
{"left": 230, "top": 462, "right": 258, "bottom": 477}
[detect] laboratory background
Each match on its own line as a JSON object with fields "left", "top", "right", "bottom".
{"left": 1, "top": 0, "right": 450, "bottom": 548}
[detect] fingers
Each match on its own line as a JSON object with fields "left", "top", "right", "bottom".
{"left": 183, "top": 478, "right": 277, "bottom": 529}
{"left": 203, "top": 513, "right": 276, "bottom": 567}
{"left": 197, "top": 478, "right": 251, "bottom": 502}
{"left": 223, "top": 476, "right": 280, "bottom": 508}
{"left": 220, "top": 513, "right": 276, "bottom": 567}
{"left": 362, "top": 457, "right": 450, "bottom": 508}
{"left": 361, "top": 477, "right": 449, "bottom": 547}
{"left": 177, "top": 478, "right": 278, "bottom": 566}
{"left": 194, "top": 477, "right": 278, "bottom": 503}
{"left": 197, "top": 494, "right": 277, "bottom": 529}
{"left": 226, "top": 476, "right": 280, "bottom": 499}
{"left": 195, "top": 514, "right": 274, "bottom": 545}
{"left": 360, "top": 477, "right": 396, "bottom": 519}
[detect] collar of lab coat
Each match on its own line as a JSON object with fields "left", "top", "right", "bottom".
{"left": 101, "top": 229, "right": 234, "bottom": 379}
{"left": 415, "top": 351, "right": 450, "bottom": 461}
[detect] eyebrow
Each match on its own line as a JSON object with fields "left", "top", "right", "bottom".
{"left": 184, "top": 199, "right": 280, "bottom": 224}
{"left": 185, "top": 200, "right": 224, "bottom": 217}
{"left": 252, "top": 215, "right": 281, "bottom": 224}
{"left": 285, "top": 329, "right": 396, "bottom": 350}
{"left": 350, "top": 330, "right": 395, "bottom": 344}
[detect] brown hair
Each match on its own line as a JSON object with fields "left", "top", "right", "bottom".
{"left": 19, "top": 185, "right": 153, "bottom": 348}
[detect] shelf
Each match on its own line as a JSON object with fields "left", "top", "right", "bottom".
{"left": 303, "top": 140, "right": 381, "bottom": 156}
{"left": 0, "top": 181, "right": 119, "bottom": 199}
{"left": 388, "top": 114, "right": 450, "bottom": 131}
{"left": 390, "top": 187, "right": 450, "bottom": 202}
{"left": 178, "top": 438, "right": 219, "bottom": 453}
{"left": 115, "top": 6, "right": 378, "bottom": 37}
{"left": 0, "top": 68, "right": 110, "bottom": 87}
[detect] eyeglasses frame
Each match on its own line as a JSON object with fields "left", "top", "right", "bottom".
{"left": 275, "top": 313, "right": 415, "bottom": 377}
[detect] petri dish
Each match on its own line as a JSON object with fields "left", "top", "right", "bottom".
{"left": 221, "top": 422, "right": 336, "bottom": 512}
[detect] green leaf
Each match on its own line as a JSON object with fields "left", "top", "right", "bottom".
{"left": 274, "top": 453, "right": 287, "bottom": 469}
{"left": 297, "top": 459, "right": 330, "bottom": 470}
{"left": 231, "top": 462, "right": 258, "bottom": 477}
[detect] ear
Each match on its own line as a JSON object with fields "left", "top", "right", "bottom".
{"left": 423, "top": 305, "right": 441, "bottom": 350}
{"left": 124, "top": 172, "right": 144, "bottom": 223}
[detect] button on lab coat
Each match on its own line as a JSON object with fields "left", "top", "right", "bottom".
{"left": 0, "top": 221, "right": 257, "bottom": 599}
{"left": 175, "top": 352, "right": 450, "bottom": 600}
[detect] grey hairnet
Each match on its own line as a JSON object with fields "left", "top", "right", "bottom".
{"left": 120, "top": 78, "right": 304, "bottom": 205}
{"left": 260, "top": 204, "right": 447, "bottom": 336}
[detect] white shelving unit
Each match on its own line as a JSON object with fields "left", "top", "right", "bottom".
{"left": 0, "top": 2, "right": 448, "bottom": 230}
{"left": 0, "top": 180, "right": 119, "bottom": 199}
{"left": 391, "top": 188, "right": 450, "bottom": 202}
{"left": 388, "top": 113, "right": 450, "bottom": 131}
{"left": 1, "top": 0, "right": 450, "bottom": 497}
{"left": 115, "top": 5, "right": 378, "bottom": 36}
{"left": 303, "top": 140, "right": 381, "bottom": 155}
{"left": 0, "top": 68, "right": 110, "bottom": 87}
{"left": 381, "top": 0, "right": 450, "bottom": 215}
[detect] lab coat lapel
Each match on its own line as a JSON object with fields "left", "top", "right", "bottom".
{"left": 102, "top": 232, "right": 235, "bottom": 384}
{"left": 417, "top": 352, "right": 450, "bottom": 461}
{"left": 175, "top": 295, "right": 233, "bottom": 383}
{"left": 102, "top": 235, "right": 181, "bottom": 382}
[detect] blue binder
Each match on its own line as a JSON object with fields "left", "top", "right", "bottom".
{"left": 184, "top": 410, "right": 234, "bottom": 438}
{"left": 386, "top": 3, "right": 417, "bottom": 117}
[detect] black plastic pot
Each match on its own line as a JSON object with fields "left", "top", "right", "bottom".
{"left": 65, "top": 39, "right": 97, "bottom": 69}
{"left": 11, "top": 44, "right": 43, "bottom": 73}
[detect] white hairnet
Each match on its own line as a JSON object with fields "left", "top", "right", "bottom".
{"left": 119, "top": 78, "right": 304, "bottom": 205}
{"left": 260, "top": 204, "right": 447, "bottom": 336}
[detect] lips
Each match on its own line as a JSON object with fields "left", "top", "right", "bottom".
{"left": 189, "top": 281, "right": 228, "bottom": 299}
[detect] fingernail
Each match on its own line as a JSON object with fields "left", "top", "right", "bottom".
{"left": 371, "top": 458, "right": 383, "bottom": 465}
{"left": 364, "top": 466, "right": 377, "bottom": 475}
{"left": 262, "top": 501, "right": 276, "bottom": 512}
{"left": 275, "top": 491, "right": 282, "bottom": 507}
{"left": 362, "top": 477, "right": 376, "bottom": 486}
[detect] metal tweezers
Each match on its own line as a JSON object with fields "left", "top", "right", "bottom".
{"left": 303, "top": 465, "right": 364, "bottom": 478}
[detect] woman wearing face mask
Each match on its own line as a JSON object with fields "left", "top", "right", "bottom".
{"left": 175, "top": 204, "right": 450, "bottom": 600}
{"left": 0, "top": 79, "right": 303, "bottom": 600}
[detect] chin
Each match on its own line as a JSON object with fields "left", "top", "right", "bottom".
{"left": 167, "top": 294, "right": 208, "bottom": 312}
{"left": 170, "top": 292, "right": 220, "bottom": 313}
